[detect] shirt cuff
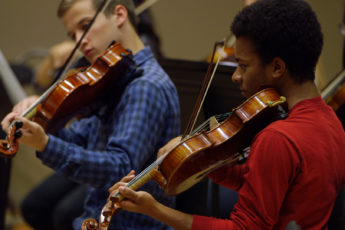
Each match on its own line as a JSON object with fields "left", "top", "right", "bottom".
{"left": 36, "top": 134, "right": 66, "bottom": 166}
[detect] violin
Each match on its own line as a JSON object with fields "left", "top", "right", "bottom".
{"left": 326, "top": 82, "right": 345, "bottom": 113}
{"left": 0, "top": 42, "right": 134, "bottom": 158}
{"left": 206, "top": 40, "right": 235, "bottom": 63}
{"left": 81, "top": 88, "right": 287, "bottom": 230}
{"left": 321, "top": 69, "right": 345, "bottom": 111}
{"left": 320, "top": 69, "right": 345, "bottom": 123}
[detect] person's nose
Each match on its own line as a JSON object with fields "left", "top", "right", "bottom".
{"left": 75, "top": 31, "right": 88, "bottom": 48}
{"left": 232, "top": 67, "right": 242, "bottom": 84}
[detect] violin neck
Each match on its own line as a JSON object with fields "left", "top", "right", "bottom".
{"left": 21, "top": 79, "right": 60, "bottom": 119}
{"left": 129, "top": 169, "right": 156, "bottom": 190}
{"left": 113, "top": 153, "right": 169, "bottom": 201}
{"left": 113, "top": 167, "right": 157, "bottom": 202}
{"left": 23, "top": 106, "right": 38, "bottom": 120}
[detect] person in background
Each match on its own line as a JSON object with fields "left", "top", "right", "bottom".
{"left": 109, "top": 0, "right": 345, "bottom": 229}
{"left": 2, "top": 0, "right": 180, "bottom": 230}
{"left": 33, "top": 41, "right": 80, "bottom": 91}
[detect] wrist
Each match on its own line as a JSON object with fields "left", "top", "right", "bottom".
{"left": 37, "top": 134, "right": 49, "bottom": 152}
{"left": 150, "top": 201, "right": 193, "bottom": 230}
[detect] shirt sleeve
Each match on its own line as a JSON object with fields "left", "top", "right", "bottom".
{"left": 192, "top": 128, "right": 301, "bottom": 229}
{"left": 208, "top": 164, "right": 247, "bottom": 191}
{"left": 38, "top": 79, "right": 169, "bottom": 189}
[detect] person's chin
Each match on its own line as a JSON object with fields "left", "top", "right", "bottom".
{"left": 84, "top": 50, "right": 96, "bottom": 63}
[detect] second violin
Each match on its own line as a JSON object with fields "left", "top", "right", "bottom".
{"left": 0, "top": 42, "right": 134, "bottom": 158}
{"left": 82, "top": 88, "right": 288, "bottom": 230}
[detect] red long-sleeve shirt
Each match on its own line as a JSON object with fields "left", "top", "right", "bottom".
{"left": 192, "top": 96, "right": 345, "bottom": 230}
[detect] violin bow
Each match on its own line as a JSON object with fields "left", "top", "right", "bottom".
{"left": 22, "top": 0, "right": 161, "bottom": 119}
{"left": 183, "top": 34, "right": 232, "bottom": 137}
{"left": 0, "top": 0, "right": 112, "bottom": 158}
{"left": 135, "top": 0, "right": 158, "bottom": 15}
{"left": 19, "top": 0, "right": 111, "bottom": 120}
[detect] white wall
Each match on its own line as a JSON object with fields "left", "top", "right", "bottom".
{"left": 1, "top": 0, "right": 344, "bottom": 87}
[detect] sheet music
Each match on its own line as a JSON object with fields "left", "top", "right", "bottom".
{"left": 0, "top": 50, "right": 27, "bottom": 105}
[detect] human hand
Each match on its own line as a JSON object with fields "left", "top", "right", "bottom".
{"left": 108, "top": 170, "right": 136, "bottom": 194}
{"left": 12, "top": 95, "right": 39, "bottom": 114}
{"left": 1, "top": 114, "right": 49, "bottom": 152}
{"left": 35, "top": 41, "right": 79, "bottom": 89}
{"left": 1, "top": 111, "right": 19, "bottom": 132}
{"left": 118, "top": 186, "right": 158, "bottom": 215}
{"left": 108, "top": 171, "right": 193, "bottom": 230}
{"left": 49, "top": 41, "right": 76, "bottom": 69}
{"left": 108, "top": 170, "right": 157, "bottom": 215}
{"left": 15, "top": 116, "right": 49, "bottom": 152}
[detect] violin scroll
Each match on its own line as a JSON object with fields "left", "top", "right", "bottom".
{"left": 81, "top": 168, "right": 165, "bottom": 230}
{"left": 0, "top": 121, "right": 23, "bottom": 158}
{"left": 81, "top": 88, "right": 288, "bottom": 229}
{"left": 80, "top": 199, "right": 121, "bottom": 230}
{"left": 81, "top": 218, "right": 98, "bottom": 230}
{"left": 0, "top": 42, "right": 135, "bottom": 159}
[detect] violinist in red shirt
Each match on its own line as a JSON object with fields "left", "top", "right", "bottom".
{"left": 109, "top": 0, "right": 345, "bottom": 229}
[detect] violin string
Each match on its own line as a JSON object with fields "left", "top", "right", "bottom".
{"left": 127, "top": 160, "right": 159, "bottom": 187}
{"left": 126, "top": 114, "right": 233, "bottom": 186}
{"left": 110, "top": 38, "right": 232, "bottom": 197}
{"left": 121, "top": 111, "right": 232, "bottom": 195}
{"left": 183, "top": 40, "right": 224, "bottom": 138}
{"left": 190, "top": 112, "right": 232, "bottom": 135}
{"left": 21, "top": 0, "right": 111, "bottom": 118}
{"left": 108, "top": 160, "right": 158, "bottom": 199}
{"left": 55, "top": 0, "right": 111, "bottom": 82}
{"left": 115, "top": 36, "right": 234, "bottom": 200}
{"left": 188, "top": 54, "right": 222, "bottom": 134}
{"left": 185, "top": 35, "right": 232, "bottom": 136}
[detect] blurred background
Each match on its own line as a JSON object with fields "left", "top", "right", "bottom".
{"left": 0, "top": 0, "right": 344, "bottom": 229}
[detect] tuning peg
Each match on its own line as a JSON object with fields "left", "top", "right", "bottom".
{"left": 14, "top": 130, "right": 22, "bottom": 139}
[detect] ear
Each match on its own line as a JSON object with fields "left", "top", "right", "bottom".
{"left": 271, "top": 57, "right": 286, "bottom": 79}
{"left": 112, "top": 4, "right": 128, "bottom": 28}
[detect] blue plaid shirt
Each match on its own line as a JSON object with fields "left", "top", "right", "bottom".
{"left": 38, "top": 47, "right": 180, "bottom": 230}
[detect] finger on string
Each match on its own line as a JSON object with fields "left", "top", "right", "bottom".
{"left": 108, "top": 181, "right": 127, "bottom": 193}
{"left": 119, "top": 186, "right": 136, "bottom": 200}
{"left": 122, "top": 170, "right": 136, "bottom": 182}
{"left": 1, "top": 112, "right": 17, "bottom": 131}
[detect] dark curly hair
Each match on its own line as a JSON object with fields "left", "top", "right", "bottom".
{"left": 231, "top": 0, "right": 323, "bottom": 82}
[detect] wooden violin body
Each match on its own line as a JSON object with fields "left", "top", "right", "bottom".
{"left": 81, "top": 88, "right": 287, "bottom": 230}
{"left": 159, "top": 88, "right": 287, "bottom": 195}
{"left": 33, "top": 42, "right": 134, "bottom": 133}
{"left": 0, "top": 42, "right": 134, "bottom": 158}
